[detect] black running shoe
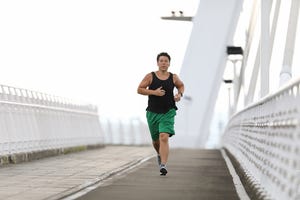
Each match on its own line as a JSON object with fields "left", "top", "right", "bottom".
{"left": 160, "top": 165, "right": 168, "bottom": 176}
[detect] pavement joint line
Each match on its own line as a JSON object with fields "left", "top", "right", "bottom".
{"left": 48, "top": 154, "right": 155, "bottom": 200}
{"left": 220, "top": 148, "right": 250, "bottom": 200}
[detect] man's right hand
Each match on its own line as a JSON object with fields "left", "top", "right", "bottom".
{"left": 154, "top": 86, "right": 165, "bottom": 96}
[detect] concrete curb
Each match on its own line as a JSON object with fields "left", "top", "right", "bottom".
{"left": 0, "top": 144, "right": 105, "bottom": 166}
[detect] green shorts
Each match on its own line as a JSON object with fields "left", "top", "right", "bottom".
{"left": 146, "top": 108, "right": 176, "bottom": 141}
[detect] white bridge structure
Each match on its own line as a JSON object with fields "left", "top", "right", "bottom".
{"left": 1, "top": 0, "right": 300, "bottom": 199}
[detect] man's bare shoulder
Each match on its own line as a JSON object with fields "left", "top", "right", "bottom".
{"left": 145, "top": 72, "right": 153, "bottom": 78}
{"left": 139, "top": 72, "right": 153, "bottom": 86}
{"left": 143, "top": 72, "right": 153, "bottom": 81}
{"left": 173, "top": 73, "right": 184, "bottom": 85}
{"left": 172, "top": 73, "right": 178, "bottom": 77}
{"left": 172, "top": 73, "right": 180, "bottom": 81}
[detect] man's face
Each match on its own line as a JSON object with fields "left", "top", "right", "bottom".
{"left": 157, "top": 56, "right": 170, "bottom": 71}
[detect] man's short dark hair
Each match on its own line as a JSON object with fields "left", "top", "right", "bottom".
{"left": 157, "top": 52, "right": 171, "bottom": 62}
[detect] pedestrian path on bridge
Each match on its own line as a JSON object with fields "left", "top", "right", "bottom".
{"left": 0, "top": 146, "right": 245, "bottom": 200}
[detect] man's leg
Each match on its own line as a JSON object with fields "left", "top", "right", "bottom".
{"left": 152, "top": 140, "right": 161, "bottom": 166}
{"left": 159, "top": 133, "right": 169, "bottom": 165}
{"left": 159, "top": 133, "right": 169, "bottom": 175}
{"left": 152, "top": 140, "right": 160, "bottom": 154}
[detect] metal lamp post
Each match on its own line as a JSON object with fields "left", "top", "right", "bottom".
{"left": 226, "top": 46, "right": 243, "bottom": 116}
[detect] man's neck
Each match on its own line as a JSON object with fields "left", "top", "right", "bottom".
{"left": 158, "top": 70, "right": 168, "bottom": 75}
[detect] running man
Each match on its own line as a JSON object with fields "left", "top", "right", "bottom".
{"left": 137, "top": 52, "right": 184, "bottom": 175}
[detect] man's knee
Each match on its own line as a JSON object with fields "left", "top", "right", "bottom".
{"left": 159, "top": 133, "right": 169, "bottom": 143}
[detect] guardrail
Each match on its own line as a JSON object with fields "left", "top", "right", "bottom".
{"left": 222, "top": 77, "right": 300, "bottom": 200}
{"left": 0, "top": 84, "right": 103, "bottom": 156}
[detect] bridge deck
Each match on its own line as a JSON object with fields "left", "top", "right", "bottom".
{"left": 77, "top": 149, "right": 239, "bottom": 200}
{"left": 0, "top": 146, "right": 240, "bottom": 200}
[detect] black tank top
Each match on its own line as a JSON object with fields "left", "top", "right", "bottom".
{"left": 146, "top": 72, "right": 177, "bottom": 114}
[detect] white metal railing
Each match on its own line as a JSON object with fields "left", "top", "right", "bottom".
{"left": 0, "top": 84, "right": 103, "bottom": 155}
{"left": 222, "top": 77, "right": 300, "bottom": 200}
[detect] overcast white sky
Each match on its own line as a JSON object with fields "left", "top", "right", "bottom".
{"left": 0, "top": 0, "right": 199, "bottom": 120}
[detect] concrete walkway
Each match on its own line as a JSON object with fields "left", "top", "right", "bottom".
{"left": 75, "top": 149, "right": 240, "bottom": 200}
{"left": 0, "top": 146, "right": 154, "bottom": 200}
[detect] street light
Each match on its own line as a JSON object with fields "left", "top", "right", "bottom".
{"left": 223, "top": 79, "right": 233, "bottom": 118}
{"left": 161, "top": 11, "right": 193, "bottom": 22}
{"left": 226, "top": 46, "right": 243, "bottom": 58}
{"left": 225, "top": 46, "right": 243, "bottom": 116}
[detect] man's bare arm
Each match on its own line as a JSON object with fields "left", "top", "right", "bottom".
{"left": 137, "top": 73, "right": 165, "bottom": 96}
{"left": 173, "top": 74, "right": 184, "bottom": 96}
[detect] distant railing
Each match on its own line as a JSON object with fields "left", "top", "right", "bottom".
{"left": 0, "top": 84, "right": 103, "bottom": 155}
{"left": 222, "top": 77, "right": 300, "bottom": 200}
{"left": 101, "top": 118, "right": 150, "bottom": 146}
